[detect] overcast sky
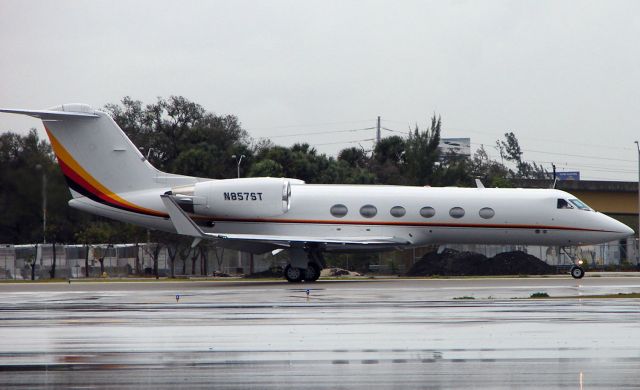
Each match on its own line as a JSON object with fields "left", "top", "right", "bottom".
{"left": 1, "top": 0, "right": 639, "bottom": 181}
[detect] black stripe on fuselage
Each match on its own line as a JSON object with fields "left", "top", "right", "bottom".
{"left": 63, "top": 173, "right": 160, "bottom": 217}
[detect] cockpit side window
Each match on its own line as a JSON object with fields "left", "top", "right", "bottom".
{"left": 569, "top": 199, "right": 591, "bottom": 211}
{"left": 557, "top": 199, "right": 573, "bottom": 209}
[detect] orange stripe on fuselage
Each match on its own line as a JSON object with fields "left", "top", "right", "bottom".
{"left": 44, "top": 126, "right": 166, "bottom": 217}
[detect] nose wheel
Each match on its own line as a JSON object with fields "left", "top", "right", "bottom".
{"left": 561, "top": 247, "right": 586, "bottom": 279}
{"left": 570, "top": 265, "right": 585, "bottom": 279}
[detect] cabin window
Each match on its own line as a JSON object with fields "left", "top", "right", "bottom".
{"left": 557, "top": 199, "right": 573, "bottom": 209}
{"left": 449, "top": 207, "right": 465, "bottom": 218}
{"left": 330, "top": 204, "right": 348, "bottom": 218}
{"left": 360, "top": 204, "right": 378, "bottom": 218}
{"left": 390, "top": 206, "right": 406, "bottom": 218}
{"left": 569, "top": 199, "right": 591, "bottom": 211}
{"left": 420, "top": 206, "right": 436, "bottom": 218}
{"left": 479, "top": 207, "right": 495, "bottom": 219}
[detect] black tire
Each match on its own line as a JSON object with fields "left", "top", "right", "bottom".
{"left": 284, "top": 264, "right": 304, "bottom": 283}
{"left": 570, "top": 266, "right": 585, "bottom": 279}
{"left": 304, "top": 262, "right": 321, "bottom": 282}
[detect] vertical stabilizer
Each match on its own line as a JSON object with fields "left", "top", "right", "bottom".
{"left": 43, "top": 107, "right": 161, "bottom": 196}
{"left": 0, "top": 104, "right": 195, "bottom": 200}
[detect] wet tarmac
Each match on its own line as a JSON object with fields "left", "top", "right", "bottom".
{"left": 0, "top": 277, "right": 639, "bottom": 389}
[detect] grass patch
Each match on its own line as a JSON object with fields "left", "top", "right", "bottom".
{"left": 530, "top": 292, "right": 550, "bottom": 298}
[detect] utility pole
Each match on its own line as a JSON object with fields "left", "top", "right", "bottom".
{"left": 376, "top": 116, "right": 381, "bottom": 144}
{"left": 634, "top": 142, "right": 640, "bottom": 254}
{"left": 42, "top": 171, "right": 47, "bottom": 244}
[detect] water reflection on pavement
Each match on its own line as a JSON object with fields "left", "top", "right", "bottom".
{"left": 0, "top": 277, "right": 638, "bottom": 389}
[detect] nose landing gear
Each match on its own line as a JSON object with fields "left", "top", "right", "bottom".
{"left": 570, "top": 265, "right": 585, "bottom": 279}
{"left": 561, "top": 247, "right": 586, "bottom": 279}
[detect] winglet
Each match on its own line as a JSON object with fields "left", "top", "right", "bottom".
{"left": 475, "top": 179, "right": 485, "bottom": 189}
{"left": 160, "top": 194, "right": 207, "bottom": 238}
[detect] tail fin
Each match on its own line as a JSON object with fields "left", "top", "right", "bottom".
{"left": 0, "top": 104, "right": 192, "bottom": 199}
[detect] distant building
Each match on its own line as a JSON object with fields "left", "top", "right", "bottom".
{"left": 556, "top": 171, "right": 580, "bottom": 181}
{"left": 439, "top": 138, "right": 470, "bottom": 160}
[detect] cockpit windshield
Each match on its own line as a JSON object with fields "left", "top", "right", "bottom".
{"left": 569, "top": 199, "right": 591, "bottom": 211}
{"left": 557, "top": 198, "right": 592, "bottom": 211}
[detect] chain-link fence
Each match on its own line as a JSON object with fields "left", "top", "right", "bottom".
{"left": 439, "top": 238, "right": 640, "bottom": 270}
{"left": 0, "top": 243, "right": 270, "bottom": 280}
{"left": 0, "top": 239, "right": 638, "bottom": 279}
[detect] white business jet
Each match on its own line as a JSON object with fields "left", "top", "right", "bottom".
{"left": 0, "top": 104, "right": 633, "bottom": 281}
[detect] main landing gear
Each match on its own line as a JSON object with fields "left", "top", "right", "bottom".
{"left": 283, "top": 249, "right": 324, "bottom": 283}
{"left": 284, "top": 262, "right": 321, "bottom": 283}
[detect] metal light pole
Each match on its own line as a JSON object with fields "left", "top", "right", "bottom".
{"left": 35, "top": 164, "right": 47, "bottom": 244}
{"left": 231, "top": 154, "right": 246, "bottom": 272}
{"left": 232, "top": 154, "right": 246, "bottom": 178}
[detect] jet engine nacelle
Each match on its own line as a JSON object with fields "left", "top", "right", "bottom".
{"left": 192, "top": 177, "right": 293, "bottom": 218}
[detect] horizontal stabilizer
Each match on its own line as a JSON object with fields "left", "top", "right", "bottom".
{"left": 0, "top": 108, "right": 99, "bottom": 119}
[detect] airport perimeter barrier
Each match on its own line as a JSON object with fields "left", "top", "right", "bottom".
{"left": 0, "top": 243, "right": 272, "bottom": 280}
{"left": 439, "top": 239, "right": 640, "bottom": 270}
{"left": 361, "top": 239, "right": 640, "bottom": 274}
{"left": 0, "top": 239, "right": 638, "bottom": 279}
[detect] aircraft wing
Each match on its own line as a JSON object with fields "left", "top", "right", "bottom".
{"left": 160, "top": 195, "right": 411, "bottom": 253}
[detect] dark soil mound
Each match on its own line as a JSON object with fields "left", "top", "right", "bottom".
{"left": 487, "top": 251, "right": 554, "bottom": 275}
{"left": 407, "top": 249, "right": 554, "bottom": 276}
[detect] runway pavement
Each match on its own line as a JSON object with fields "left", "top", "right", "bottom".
{"left": 0, "top": 276, "right": 639, "bottom": 389}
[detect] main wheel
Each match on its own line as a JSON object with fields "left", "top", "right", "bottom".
{"left": 284, "top": 264, "right": 304, "bottom": 283}
{"left": 570, "top": 266, "right": 585, "bottom": 279}
{"left": 304, "top": 262, "right": 321, "bottom": 282}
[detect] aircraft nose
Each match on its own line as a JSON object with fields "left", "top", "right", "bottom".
{"left": 621, "top": 223, "right": 635, "bottom": 237}
{"left": 610, "top": 218, "right": 634, "bottom": 239}
{"left": 595, "top": 212, "right": 634, "bottom": 241}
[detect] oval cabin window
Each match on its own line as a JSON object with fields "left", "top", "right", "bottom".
{"left": 479, "top": 207, "right": 495, "bottom": 219}
{"left": 449, "top": 207, "right": 465, "bottom": 219}
{"left": 330, "top": 204, "right": 348, "bottom": 218}
{"left": 390, "top": 206, "right": 406, "bottom": 218}
{"left": 420, "top": 206, "right": 436, "bottom": 218}
{"left": 360, "top": 204, "right": 378, "bottom": 218}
